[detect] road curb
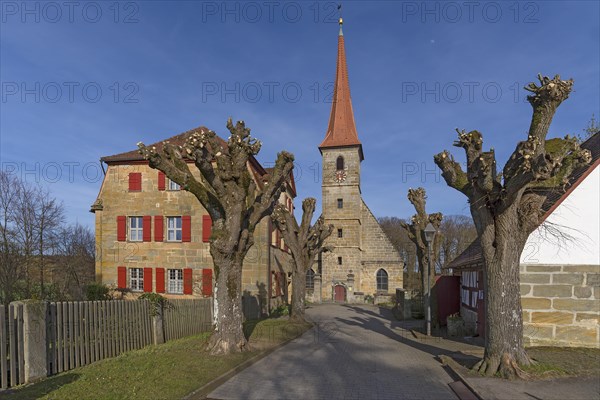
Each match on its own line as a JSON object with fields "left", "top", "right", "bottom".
{"left": 439, "top": 355, "right": 485, "bottom": 400}
{"left": 408, "top": 328, "right": 484, "bottom": 400}
{"left": 183, "top": 326, "right": 314, "bottom": 400}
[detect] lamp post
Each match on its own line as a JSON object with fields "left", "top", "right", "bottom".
{"left": 424, "top": 222, "right": 436, "bottom": 336}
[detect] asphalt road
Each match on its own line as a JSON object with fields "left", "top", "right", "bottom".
{"left": 208, "top": 304, "right": 458, "bottom": 400}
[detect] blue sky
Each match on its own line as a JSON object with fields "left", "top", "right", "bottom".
{"left": 1, "top": 1, "right": 599, "bottom": 229}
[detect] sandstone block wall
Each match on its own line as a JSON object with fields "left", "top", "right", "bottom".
{"left": 520, "top": 264, "right": 599, "bottom": 348}
{"left": 319, "top": 146, "right": 403, "bottom": 300}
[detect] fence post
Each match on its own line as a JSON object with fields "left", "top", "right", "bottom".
{"left": 152, "top": 306, "right": 165, "bottom": 345}
{"left": 314, "top": 274, "right": 322, "bottom": 303}
{"left": 19, "top": 300, "right": 48, "bottom": 383}
{"left": 395, "top": 288, "right": 406, "bottom": 320}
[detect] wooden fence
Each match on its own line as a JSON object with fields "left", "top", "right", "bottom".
{"left": 46, "top": 300, "right": 153, "bottom": 375}
{"left": 0, "top": 303, "right": 25, "bottom": 389}
{"left": 163, "top": 299, "right": 212, "bottom": 341}
{"left": 0, "top": 298, "right": 212, "bottom": 390}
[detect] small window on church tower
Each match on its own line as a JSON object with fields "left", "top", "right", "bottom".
{"left": 337, "top": 228, "right": 343, "bottom": 238}
{"left": 337, "top": 198, "right": 343, "bottom": 209}
{"left": 336, "top": 156, "right": 344, "bottom": 171}
{"left": 338, "top": 257, "right": 343, "bottom": 265}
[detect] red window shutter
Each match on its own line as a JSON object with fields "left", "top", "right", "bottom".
{"left": 128, "top": 172, "right": 141, "bottom": 191}
{"left": 143, "top": 268, "right": 153, "bottom": 292}
{"left": 202, "top": 215, "right": 212, "bottom": 243}
{"left": 154, "top": 216, "right": 164, "bottom": 242}
{"left": 143, "top": 216, "right": 152, "bottom": 242}
{"left": 182, "top": 216, "right": 191, "bottom": 242}
{"left": 156, "top": 268, "right": 165, "bottom": 293}
{"left": 201, "top": 268, "right": 213, "bottom": 296}
{"left": 117, "top": 266, "right": 127, "bottom": 289}
{"left": 117, "top": 216, "right": 126, "bottom": 241}
{"left": 183, "top": 268, "right": 193, "bottom": 295}
{"left": 275, "top": 272, "right": 281, "bottom": 296}
{"left": 158, "top": 172, "right": 166, "bottom": 191}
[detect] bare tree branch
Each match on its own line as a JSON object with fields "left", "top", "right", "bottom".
{"left": 271, "top": 198, "right": 332, "bottom": 321}
{"left": 138, "top": 118, "right": 295, "bottom": 355}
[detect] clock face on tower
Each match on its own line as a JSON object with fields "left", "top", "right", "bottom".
{"left": 335, "top": 170, "right": 347, "bottom": 183}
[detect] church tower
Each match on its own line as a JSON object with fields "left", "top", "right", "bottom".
{"left": 318, "top": 18, "right": 402, "bottom": 303}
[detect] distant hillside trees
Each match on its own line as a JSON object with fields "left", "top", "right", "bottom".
{"left": 0, "top": 171, "right": 95, "bottom": 303}
{"left": 379, "top": 213, "right": 476, "bottom": 294}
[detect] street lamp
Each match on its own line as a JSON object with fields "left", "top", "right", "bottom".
{"left": 424, "top": 222, "right": 436, "bottom": 336}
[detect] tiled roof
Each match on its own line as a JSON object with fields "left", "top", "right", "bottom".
{"left": 264, "top": 167, "right": 297, "bottom": 197}
{"left": 319, "top": 25, "right": 363, "bottom": 160}
{"left": 100, "top": 125, "right": 299, "bottom": 194}
{"left": 447, "top": 132, "right": 599, "bottom": 270}
{"left": 101, "top": 126, "right": 219, "bottom": 163}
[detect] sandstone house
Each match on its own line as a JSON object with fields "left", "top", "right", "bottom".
{"left": 90, "top": 129, "right": 296, "bottom": 317}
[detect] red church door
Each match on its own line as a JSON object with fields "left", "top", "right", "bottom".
{"left": 334, "top": 285, "right": 346, "bottom": 302}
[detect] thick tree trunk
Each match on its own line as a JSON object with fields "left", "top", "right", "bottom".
{"left": 475, "top": 221, "right": 532, "bottom": 378}
{"left": 208, "top": 250, "right": 248, "bottom": 355}
{"left": 290, "top": 268, "right": 307, "bottom": 322}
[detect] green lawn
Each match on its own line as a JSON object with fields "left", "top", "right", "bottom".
{"left": 4, "top": 318, "right": 312, "bottom": 400}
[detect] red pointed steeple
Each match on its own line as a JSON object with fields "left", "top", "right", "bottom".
{"left": 319, "top": 18, "right": 364, "bottom": 161}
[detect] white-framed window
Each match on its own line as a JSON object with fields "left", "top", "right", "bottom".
{"left": 168, "top": 269, "right": 183, "bottom": 294}
{"left": 130, "top": 268, "right": 143, "bottom": 292}
{"left": 167, "top": 178, "right": 180, "bottom": 191}
{"left": 129, "top": 216, "right": 143, "bottom": 242}
{"left": 167, "top": 216, "right": 182, "bottom": 241}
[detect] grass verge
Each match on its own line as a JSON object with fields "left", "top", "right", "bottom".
{"left": 3, "top": 318, "right": 312, "bottom": 400}
{"left": 525, "top": 347, "right": 600, "bottom": 379}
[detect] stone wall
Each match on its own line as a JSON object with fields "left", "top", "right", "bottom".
{"left": 520, "top": 264, "right": 599, "bottom": 348}
{"left": 460, "top": 307, "right": 478, "bottom": 336}
{"left": 319, "top": 147, "right": 403, "bottom": 300}
{"left": 359, "top": 200, "right": 403, "bottom": 295}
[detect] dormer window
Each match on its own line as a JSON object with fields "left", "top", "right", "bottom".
{"left": 336, "top": 156, "right": 344, "bottom": 171}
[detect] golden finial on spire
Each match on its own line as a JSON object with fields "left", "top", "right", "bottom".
{"left": 338, "top": 4, "right": 343, "bottom": 36}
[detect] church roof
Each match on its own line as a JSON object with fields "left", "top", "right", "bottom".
{"left": 319, "top": 19, "right": 364, "bottom": 161}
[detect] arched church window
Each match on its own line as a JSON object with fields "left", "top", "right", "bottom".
{"left": 336, "top": 156, "right": 344, "bottom": 171}
{"left": 376, "top": 269, "right": 388, "bottom": 292}
{"left": 306, "top": 269, "right": 315, "bottom": 290}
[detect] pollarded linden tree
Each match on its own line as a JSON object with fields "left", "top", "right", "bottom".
{"left": 138, "top": 118, "right": 294, "bottom": 355}
{"left": 271, "top": 198, "right": 333, "bottom": 322}
{"left": 434, "top": 75, "right": 591, "bottom": 378}
{"left": 399, "top": 188, "right": 443, "bottom": 298}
